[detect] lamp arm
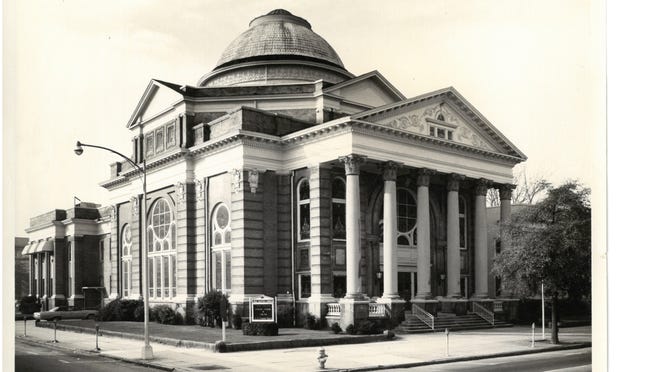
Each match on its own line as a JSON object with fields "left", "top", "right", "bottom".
{"left": 78, "top": 142, "right": 146, "bottom": 177}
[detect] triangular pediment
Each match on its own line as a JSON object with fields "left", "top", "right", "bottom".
{"left": 324, "top": 71, "right": 405, "bottom": 108}
{"left": 352, "top": 87, "right": 526, "bottom": 160}
{"left": 127, "top": 79, "right": 185, "bottom": 128}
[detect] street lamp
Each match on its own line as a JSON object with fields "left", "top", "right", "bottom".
{"left": 74, "top": 140, "right": 153, "bottom": 360}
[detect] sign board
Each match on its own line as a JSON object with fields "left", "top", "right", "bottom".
{"left": 249, "top": 295, "right": 277, "bottom": 323}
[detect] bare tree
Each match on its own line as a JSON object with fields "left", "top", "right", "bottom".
{"left": 487, "top": 168, "right": 550, "bottom": 207}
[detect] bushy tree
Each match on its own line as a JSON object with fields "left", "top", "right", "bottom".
{"left": 196, "top": 291, "right": 230, "bottom": 327}
{"left": 492, "top": 181, "right": 591, "bottom": 344}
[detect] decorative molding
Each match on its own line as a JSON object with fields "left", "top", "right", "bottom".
{"left": 247, "top": 170, "right": 260, "bottom": 193}
{"left": 498, "top": 184, "right": 516, "bottom": 200}
{"left": 110, "top": 205, "right": 117, "bottom": 221}
{"left": 131, "top": 196, "right": 139, "bottom": 216}
{"left": 176, "top": 182, "right": 186, "bottom": 202}
{"left": 231, "top": 169, "right": 243, "bottom": 193}
{"left": 474, "top": 178, "right": 490, "bottom": 196}
{"left": 417, "top": 168, "right": 434, "bottom": 187}
{"left": 338, "top": 154, "right": 366, "bottom": 175}
{"left": 447, "top": 173, "right": 465, "bottom": 192}
{"left": 381, "top": 161, "right": 402, "bottom": 182}
{"left": 195, "top": 179, "right": 205, "bottom": 201}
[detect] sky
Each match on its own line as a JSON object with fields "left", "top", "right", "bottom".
{"left": 3, "top": 0, "right": 605, "bottom": 236}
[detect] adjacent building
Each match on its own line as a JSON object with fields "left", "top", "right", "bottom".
{"left": 23, "top": 9, "right": 526, "bottom": 326}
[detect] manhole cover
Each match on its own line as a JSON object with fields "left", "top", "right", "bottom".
{"left": 189, "top": 365, "right": 229, "bottom": 370}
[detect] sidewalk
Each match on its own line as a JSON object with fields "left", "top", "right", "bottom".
{"left": 15, "top": 320, "right": 591, "bottom": 371}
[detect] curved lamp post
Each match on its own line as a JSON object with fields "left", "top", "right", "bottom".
{"left": 74, "top": 140, "right": 153, "bottom": 360}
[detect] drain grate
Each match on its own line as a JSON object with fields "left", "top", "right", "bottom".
{"left": 189, "top": 365, "right": 229, "bottom": 370}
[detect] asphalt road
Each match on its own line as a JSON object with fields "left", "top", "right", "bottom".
{"left": 15, "top": 338, "right": 161, "bottom": 372}
{"left": 386, "top": 348, "right": 592, "bottom": 372}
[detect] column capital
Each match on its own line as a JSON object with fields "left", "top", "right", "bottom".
{"left": 381, "top": 161, "right": 403, "bottom": 181}
{"left": 498, "top": 184, "right": 516, "bottom": 200}
{"left": 339, "top": 154, "right": 367, "bottom": 175}
{"left": 417, "top": 168, "right": 434, "bottom": 187}
{"left": 474, "top": 178, "right": 491, "bottom": 196}
{"left": 446, "top": 173, "right": 464, "bottom": 192}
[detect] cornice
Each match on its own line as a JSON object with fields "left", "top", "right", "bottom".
{"left": 99, "top": 149, "right": 189, "bottom": 189}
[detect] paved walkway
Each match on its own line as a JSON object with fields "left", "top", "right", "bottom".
{"left": 15, "top": 321, "right": 591, "bottom": 371}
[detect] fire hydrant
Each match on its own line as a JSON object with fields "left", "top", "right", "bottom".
{"left": 317, "top": 347, "right": 328, "bottom": 369}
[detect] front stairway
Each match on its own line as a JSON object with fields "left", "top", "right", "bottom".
{"left": 396, "top": 311, "right": 512, "bottom": 333}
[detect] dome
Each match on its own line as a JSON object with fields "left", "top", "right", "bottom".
{"left": 198, "top": 9, "right": 353, "bottom": 87}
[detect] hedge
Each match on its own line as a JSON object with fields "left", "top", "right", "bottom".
{"left": 242, "top": 322, "right": 279, "bottom": 336}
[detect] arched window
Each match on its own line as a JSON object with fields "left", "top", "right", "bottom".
{"left": 297, "top": 179, "right": 310, "bottom": 241}
{"left": 147, "top": 198, "right": 177, "bottom": 299}
{"left": 332, "top": 177, "right": 346, "bottom": 240}
{"left": 437, "top": 113, "right": 445, "bottom": 121}
{"left": 397, "top": 188, "right": 417, "bottom": 246}
{"left": 121, "top": 224, "right": 132, "bottom": 297}
{"left": 210, "top": 203, "right": 231, "bottom": 294}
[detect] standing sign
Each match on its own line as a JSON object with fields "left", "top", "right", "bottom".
{"left": 249, "top": 295, "right": 277, "bottom": 323}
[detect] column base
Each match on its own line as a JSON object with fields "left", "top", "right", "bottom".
{"left": 377, "top": 297, "right": 407, "bottom": 323}
{"left": 411, "top": 298, "right": 439, "bottom": 315}
{"left": 141, "top": 345, "right": 154, "bottom": 360}
{"left": 338, "top": 297, "right": 370, "bottom": 330}
{"left": 307, "top": 293, "right": 336, "bottom": 320}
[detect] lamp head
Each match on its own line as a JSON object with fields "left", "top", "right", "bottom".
{"left": 74, "top": 141, "right": 83, "bottom": 156}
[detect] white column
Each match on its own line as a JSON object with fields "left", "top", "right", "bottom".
{"left": 382, "top": 161, "right": 400, "bottom": 299}
{"left": 446, "top": 174, "right": 462, "bottom": 298}
{"left": 474, "top": 178, "right": 489, "bottom": 298}
{"left": 499, "top": 184, "right": 514, "bottom": 250}
{"left": 415, "top": 169, "right": 433, "bottom": 299}
{"left": 340, "top": 155, "right": 365, "bottom": 298}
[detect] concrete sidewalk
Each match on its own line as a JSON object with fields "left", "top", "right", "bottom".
{"left": 15, "top": 321, "right": 591, "bottom": 371}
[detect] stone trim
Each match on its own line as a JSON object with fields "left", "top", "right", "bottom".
{"left": 339, "top": 154, "right": 366, "bottom": 176}
{"left": 474, "top": 178, "right": 490, "bottom": 196}
{"left": 447, "top": 173, "right": 464, "bottom": 192}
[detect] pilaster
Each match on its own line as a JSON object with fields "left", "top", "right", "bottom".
{"left": 308, "top": 165, "right": 334, "bottom": 318}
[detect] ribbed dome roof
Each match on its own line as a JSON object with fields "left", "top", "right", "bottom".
{"left": 215, "top": 9, "right": 345, "bottom": 70}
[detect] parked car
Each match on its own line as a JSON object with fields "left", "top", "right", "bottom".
{"left": 33, "top": 307, "right": 98, "bottom": 321}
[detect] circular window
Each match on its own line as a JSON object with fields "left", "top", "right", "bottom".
{"left": 216, "top": 205, "right": 229, "bottom": 229}
{"left": 151, "top": 199, "right": 172, "bottom": 239}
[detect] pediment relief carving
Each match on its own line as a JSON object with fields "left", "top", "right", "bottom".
{"left": 377, "top": 102, "right": 496, "bottom": 152}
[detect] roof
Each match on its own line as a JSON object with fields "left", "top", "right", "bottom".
{"left": 215, "top": 9, "right": 346, "bottom": 71}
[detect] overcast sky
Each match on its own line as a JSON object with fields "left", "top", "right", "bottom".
{"left": 3, "top": 0, "right": 604, "bottom": 236}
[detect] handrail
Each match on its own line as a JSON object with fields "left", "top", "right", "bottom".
{"left": 412, "top": 304, "right": 435, "bottom": 330}
{"left": 368, "top": 303, "right": 387, "bottom": 318}
{"left": 472, "top": 302, "right": 495, "bottom": 325}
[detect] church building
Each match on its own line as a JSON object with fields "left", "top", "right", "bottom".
{"left": 24, "top": 9, "right": 526, "bottom": 327}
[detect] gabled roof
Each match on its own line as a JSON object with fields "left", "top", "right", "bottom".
{"left": 351, "top": 86, "right": 527, "bottom": 160}
{"left": 126, "top": 79, "right": 184, "bottom": 128}
{"left": 323, "top": 70, "right": 406, "bottom": 102}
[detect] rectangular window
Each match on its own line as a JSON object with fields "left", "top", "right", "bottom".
{"left": 333, "top": 275, "right": 346, "bottom": 298}
{"left": 99, "top": 240, "right": 104, "bottom": 262}
{"left": 214, "top": 251, "right": 222, "bottom": 289}
{"left": 156, "top": 257, "right": 162, "bottom": 297}
{"left": 166, "top": 123, "right": 176, "bottom": 148}
{"left": 148, "top": 258, "right": 154, "bottom": 298}
{"left": 298, "top": 203, "right": 310, "bottom": 241}
{"left": 223, "top": 250, "right": 231, "bottom": 294}
{"left": 122, "top": 260, "right": 130, "bottom": 297}
{"left": 145, "top": 133, "right": 154, "bottom": 157}
{"left": 335, "top": 247, "right": 346, "bottom": 266}
{"left": 332, "top": 202, "right": 346, "bottom": 240}
{"left": 460, "top": 251, "right": 468, "bottom": 274}
{"left": 155, "top": 128, "right": 164, "bottom": 153}
{"left": 299, "top": 248, "right": 309, "bottom": 270}
{"left": 171, "top": 254, "right": 177, "bottom": 297}
{"left": 299, "top": 274, "right": 311, "bottom": 299}
{"left": 163, "top": 255, "right": 170, "bottom": 298}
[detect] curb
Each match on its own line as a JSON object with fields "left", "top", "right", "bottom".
{"left": 17, "top": 335, "right": 174, "bottom": 372}
{"left": 341, "top": 342, "right": 592, "bottom": 372}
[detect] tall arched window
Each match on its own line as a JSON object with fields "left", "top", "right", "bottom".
{"left": 397, "top": 188, "right": 417, "bottom": 246}
{"left": 147, "top": 198, "right": 176, "bottom": 299}
{"left": 121, "top": 224, "right": 132, "bottom": 297}
{"left": 332, "top": 177, "right": 346, "bottom": 240}
{"left": 297, "top": 179, "right": 310, "bottom": 241}
{"left": 211, "top": 203, "right": 231, "bottom": 294}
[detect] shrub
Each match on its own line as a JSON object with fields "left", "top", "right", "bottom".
{"left": 356, "top": 320, "right": 381, "bottom": 335}
{"left": 345, "top": 324, "right": 356, "bottom": 335}
{"left": 153, "top": 305, "right": 178, "bottom": 325}
{"left": 18, "top": 296, "right": 41, "bottom": 314}
{"left": 99, "top": 299, "right": 144, "bottom": 321}
{"left": 330, "top": 322, "right": 342, "bottom": 334}
{"left": 242, "top": 322, "right": 279, "bottom": 336}
{"left": 303, "top": 313, "right": 324, "bottom": 330}
{"left": 384, "top": 329, "right": 395, "bottom": 339}
{"left": 231, "top": 314, "right": 243, "bottom": 329}
{"left": 196, "top": 291, "right": 230, "bottom": 327}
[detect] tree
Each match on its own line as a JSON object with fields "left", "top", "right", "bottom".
{"left": 487, "top": 168, "right": 551, "bottom": 207}
{"left": 492, "top": 181, "right": 591, "bottom": 344}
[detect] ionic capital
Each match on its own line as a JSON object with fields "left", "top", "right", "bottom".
{"left": 381, "top": 161, "right": 402, "bottom": 182}
{"left": 498, "top": 184, "right": 516, "bottom": 200}
{"left": 474, "top": 178, "right": 491, "bottom": 196}
{"left": 446, "top": 173, "right": 464, "bottom": 192}
{"left": 339, "top": 154, "right": 367, "bottom": 176}
{"left": 417, "top": 168, "right": 434, "bottom": 187}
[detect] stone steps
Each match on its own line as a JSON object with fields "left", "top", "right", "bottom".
{"left": 396, "top": 313, "right": 512, "bottom": 334}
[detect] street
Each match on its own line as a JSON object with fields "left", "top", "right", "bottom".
{"left": 15, "top": 338, "right": 160, "bottom": 372}
{"left": 386, "top": 348, "right": 591, "bottom": 371}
